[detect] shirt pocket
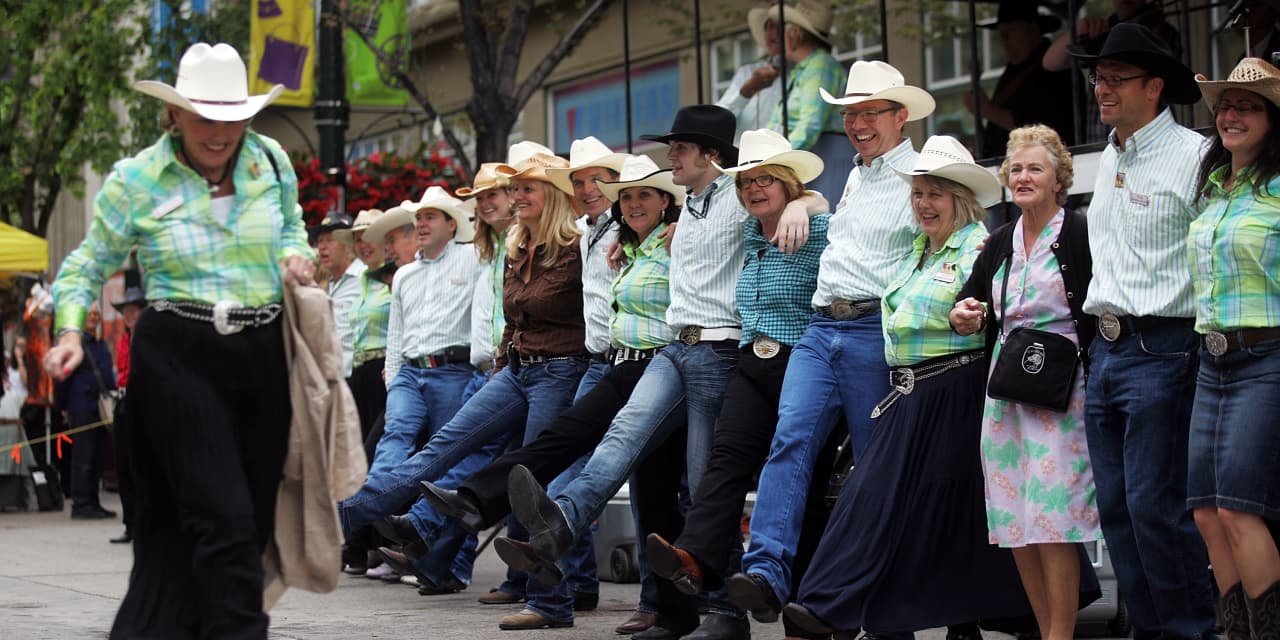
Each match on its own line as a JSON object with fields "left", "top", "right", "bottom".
{"left": 1125, "top": 190, "right": 1185, "bottom": 253}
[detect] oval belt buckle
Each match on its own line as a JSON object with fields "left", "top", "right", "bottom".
{"left": 212, "top": 300, "right": 245, "bottom": 336}
{"left": 679, "top": 326, "right": 701, "bottom": 346}
{"left": 892, "top": 367, "right": 915, "bottom": 395}
{"left": 1204, "top": 331, "right": 1229, "bottom": 357}
{"left": 752, "top": 337, "right": 781, "bottom": 359}
{"left": 1098, "top": 312, "right": 1122, "bottom": 342}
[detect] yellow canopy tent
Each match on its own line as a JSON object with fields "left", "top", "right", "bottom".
{"left": 0, "top": 222, "right": 48, "bottom": 274}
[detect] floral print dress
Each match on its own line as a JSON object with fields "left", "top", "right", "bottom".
{"left": 981, "top": 210, "right": 1102, "bottom": 547}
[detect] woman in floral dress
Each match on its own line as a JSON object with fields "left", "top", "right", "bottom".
{"left": 951, "top": 124, "right": 1100, "bottom": 640}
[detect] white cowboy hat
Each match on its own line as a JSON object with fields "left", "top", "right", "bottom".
{"left": 596, "top": 155, "right": 686, "bottom": 206}
{"left": 363, "top": 206, "right": 415, "bottom": 246}
{"left": 714, "top": 128, "right": 824, "bottom": 184}
{"left": 894, "top": 135, "right": 1002, "bottom": 207}
{"left": 819, "top": 60, "right": 936, "bottom": 121}
{"left": 545, "top": 136, "right": 631, "bottom": 196}
{"left": 455, "top": 162, "right": 512, "bottom": 197}
{"left": 1196, "top": 57, "right": 1280, "bottom": 111}
{"left": 134, "top": 42, "right": 282, "bottom": 122}
{"left": 502, "top": 141, "right": 555, "bottom": 169}
{"left": 400, "top": 186, "right": 476, "bottom": 243}
{"left": 334, "top": 209, "right": 384, "bottom": 246}
{"left": 748, "top": 0, "right": 834, "bottom": 49}
{"left": 496, "top": 152, "right": 573, "bottom": 193}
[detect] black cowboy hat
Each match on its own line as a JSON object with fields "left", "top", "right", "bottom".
{"left": 980, "top": 1, "right": 1062, "bottom": 34}
{"left": 308, "top": 210, "right": 354, "bottom": 241}
{"left": 1067, "top": 22, "right": 1200, "bottom": 104}
{"left": 639, "top": 105, "right": 739, "bottom": 167}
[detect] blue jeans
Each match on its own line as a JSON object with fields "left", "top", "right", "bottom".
{"left": 741, "top": 313, "right": 889, "bottom": 604}
{"left": 1086, "top": 324, "right": 1215, "bottom": 640}
{"left": 367, "top": 363, "right": 475, "bottom": 479}
{"left": 523, "top": 359, "right": 606, "bottom": 622}
{"left": 338, "top": 358, "right": 589, "bottom": 539}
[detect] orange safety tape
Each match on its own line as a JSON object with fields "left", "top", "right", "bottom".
{"left": 55, "top": 433, "right": 72, "bottom": 459}
{"left": 0, "top": 418, "right": 111, "bottom": 460}
{"left": 9, "top": 445, "right": 18, "bottom": 465}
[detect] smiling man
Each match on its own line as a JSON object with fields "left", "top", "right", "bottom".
{"left": 1068, "top": 23, "right": 1216, "bottom": 640}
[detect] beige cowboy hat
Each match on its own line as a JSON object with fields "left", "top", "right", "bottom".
{"left": 497, "top": 141, "right": 555, "bottom": 172}
{"left": 597, "top": 155, "right": 686, "bottom": 206}
{"left": 545, "top": 136, "right": 631, "bottom": 196}
{"left": 715, "top": 128, "right": 825, "bottom": 184}
{"left": 363, "top": 205, "right": 414, "bottom": 246}
{"left": 399, "top": 186, "right": 476, "bottom": 243}
{"left": 334, "top": 209, "right": 383, "bottom": 246}
{"left": 748, "top": 0, "right": 834, "bottom": 49}
{"left": 894, "top": 135, "right": 1002, "bottom": 208}
{"left": 456, "top": 163, "right": 512, "bottom": 197}
{"left": 1195, "top": 57, "right": 1280, "bottom": 111}
{"left": 497, "top": 152, "right": 573, "bottom": 193}
{"left": 134, "top": 42, "right": 282, "bottom": 122}
{"left": 819, "top": 60, "right": 936, "bottom": 121}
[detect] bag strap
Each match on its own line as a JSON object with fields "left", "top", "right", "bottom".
{"left": 997, "top": 253, "right": 1013, "bottom": 342}
{"left": 84, "top": 345, "right": 108, "bottom": 395}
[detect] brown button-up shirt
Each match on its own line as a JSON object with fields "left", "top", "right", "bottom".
{"left": 497, "top": 242, "right": 587, "bottom": 368}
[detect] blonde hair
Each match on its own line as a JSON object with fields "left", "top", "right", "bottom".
{"left": 506, "top": 180, "right": 582, "bottom": 267}
{"left": 913, "top": 175, "right": 987, "bottom": 229}
{"left": 472, "top": 187, "right": 513, "bottom": 263}
{"left": 998, "top": 124, "right": 1073, "bottom": 206}
{"left": 734, "top": 165, "right": 805, "bottom": 208}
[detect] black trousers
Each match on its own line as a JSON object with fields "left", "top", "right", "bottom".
{"left": 630, "top": 425, "right": 700, "bottom": 631}
{"left": 113, "top": 397, "right": 136, "bottom": 532}
{"left": 458, "top": 358, "right": 656, "bottom": 525}
{"left": 676, "top": 348, "right": 791, "bottom": 588}
{"left": 68, "top": 408, "right": 106, "bottom": 511}
{"left": 110, "top": 309, "right": 290, "bottom": 640}
{"left": 347, "top": 356, "right": 386, "bottom": 444}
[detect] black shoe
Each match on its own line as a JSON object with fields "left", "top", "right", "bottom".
{"left": 71, "top": 506, "right": 115, "bottom": 520}
{"left": 372, "top": 514, "right": 429, "bottom": 559}
{"left": 572, "top": 590, "right": 599, "bottom": 611}
{"left": 944, "top": 623, "right": 983, "bottom": 640}
{"left": 492, "top": 536, "right": 564, "bottom": 586}
{"left": 506, "top": 464, "right": 572, "bottom": 563}
{"left": 783, "top": 602, "right": 834, "bottom": 635}
{"left": 418, "top": 573, "right": 467, "bottom": 595}
{"left": 615, "top": 611, "right": 658, "bottom": 635}
{"left": 375, "top": 546, "right": 429, "bottom": 583}
{"left": 632, "top": 625, "right": 693, "bottom": 640}
{"left": 724, "top": 572, "right": 781, "bottom": 623}
{"left": 419, "top": 481, "right": 487, "bottom": 535}
{"left": 108, "top": 529, "right": 132, "bottom": 544}
{"left": 680, "top": 612, "right": 750, "bottom": 640}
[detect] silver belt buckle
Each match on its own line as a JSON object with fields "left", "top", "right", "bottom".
{"left": 212, "top": 300, "right": 244, "bottom": 335}
{"left": 891, "top": 367, "right": 915, "bottom": 395}
{"left": 752, "top": 336, "right": 781, "bottom": 359}
{"left": 679, "top": 326, "right": 702, "bottom": 346}
{"left": 1098, "top": 312, "right": 1121, "bottom": 342}
{"left": 1204, "top": 331, "right": 1229, "bottom": 357}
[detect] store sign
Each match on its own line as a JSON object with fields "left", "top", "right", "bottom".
{"left": 551, "top": 60, "right": 680, "bottom": 152}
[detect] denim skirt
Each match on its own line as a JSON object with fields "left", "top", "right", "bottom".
{"left": 1187, "top": 335, "right": 1280, "bottom": 518}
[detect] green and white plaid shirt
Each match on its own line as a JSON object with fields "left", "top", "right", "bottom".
{"left": 53, "top": 131, "right": 312, "bottom": 330}
{"left": 611, "top": 224, "right": 674, "bottom": 350}
{"left": 350, "top": 271, "right": 392, "bottom": 354}
{"left": 1189, "top": 168, "right": 1280, "bottom": 333}
{"left": 766, "top": 49, "right": 845, "bottom": 151}
{"left": 882, "top": 224, "right": 987, "bottom": 366}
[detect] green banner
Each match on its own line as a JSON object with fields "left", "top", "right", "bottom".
{"left": 345, "top": 0, "right": 409, "bottom": 107}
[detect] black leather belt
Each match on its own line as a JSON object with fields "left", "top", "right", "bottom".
{"left": 1097, "top": 313, "right": 1193, "bottom": 342}
{"left": 608, "top": 346, "right": 660, "bottom": 365}
{"left": 408, "top": 346, "right": 470, "bottom": 369}
{"left": 815, "top": 298, "right": 880, "bottom": 321}
{"left": 1201, "top": 327, "right": 1280, "bottom": 356}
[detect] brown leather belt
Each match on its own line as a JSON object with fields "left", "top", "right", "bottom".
{"left": 1201, "top": 327, "right": 1280, "bottom": 356}
{"left": 815, "top": 298, "right": 880, "bottom": 321}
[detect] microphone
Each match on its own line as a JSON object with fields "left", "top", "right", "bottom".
{"left": 1216, "top": 0, "right": 1248, "bottom": 35}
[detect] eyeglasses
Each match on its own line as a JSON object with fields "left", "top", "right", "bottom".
{"left": 1088, "top": 72, "right": 1148, "bottom": 88}
{"left": 1216, "top": 100, "right": 1267, "bottom": 115}
{"left": 735, "top": 174, "right": 778, "bottom": 190}
{"left": 842, "top": 107, "right": 900, "bottom": 122}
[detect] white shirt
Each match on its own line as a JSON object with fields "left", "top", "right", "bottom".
{"left": 666, "top": 173, "right": 749, "bottom": 331}
{"left": 1084, "top": 108, "right": 1206, "bottom": 318}
{"left": 579, "top": 214, "right": 622, "bottom": 354}
{"left": 329, "top": 259, "right": 367, "bottom": 377}
{"left": 385, "top": 241, "right": 478, "bottom": 385}
{"left": 813, "top": 139, "right": 920, "bottom": 307}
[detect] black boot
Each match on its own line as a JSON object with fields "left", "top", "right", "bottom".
{"left": 1248, "top": 580, "right": 1280, "bottom": 640}
{"left": 1221, "top": 583, "right": 1250, "bottom": 640}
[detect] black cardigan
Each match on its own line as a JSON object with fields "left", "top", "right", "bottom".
{"left": 956, "top": 207, "right": 1095, "bottom": 356}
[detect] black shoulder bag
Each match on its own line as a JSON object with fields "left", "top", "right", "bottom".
{"left": 985, "top": 254, "right": 1080, "bottom": 412}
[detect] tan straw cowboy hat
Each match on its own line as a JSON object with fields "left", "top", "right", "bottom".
{"left": 363, "top": 206, "right": 414, "bottom": 246}
{"left": 748, "top": 0, "right": 834, "bottom": 48}
{"left": 497, "top": 153, "right": 573, "bottom": 193}
{"left": 597, "top": 155, "right": 686, "bottom": 206}
{"left": 819, "top": 60, "right": 936, "bottom": 121}
{"left": 456, "top": 163, "right": 512, "bottom": 197}
{"left": 334, "top": 209, "right": 384, "bottom": 246}
{"left": 400, "top": 186, "right": 476, "bottom": 243}
{"left": 715, "top": 128, "right": 824, "bottom": 184}
{"left": 1196, "top": 57, "right": 1280, "bottom": 111}
{"left": 895, "top": 135, "right": 1002, "bottom": 207}
{"left": 134, "top": 42, "right": 282, "bottom": 121}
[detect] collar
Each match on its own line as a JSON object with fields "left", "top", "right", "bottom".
{"left": 854, "top": 137, "right": 915, "bottom": 174}
{"left": 687, "top": 173, "right": 733, "bottom": 201}
{"left": 417, "top": 240, "right": 457, "bottom": 264}
{"left": 1108, "top": 107, "right": 1176, "bottom": 154}
{"left": 623, "top": 223, "right": 669, "bottom": 261}
{"left": 744, "top": 218, "right": 772, "bottom": 253}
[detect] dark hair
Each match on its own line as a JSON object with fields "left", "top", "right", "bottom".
{"left": 612, "top": 189, "right": 681, "bottom": 247}
{"left": 1195, "top": 98, "right": 1280, "bottom": 205}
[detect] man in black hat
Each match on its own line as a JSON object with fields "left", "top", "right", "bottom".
{"left": 967, "top": 0, "right": 1075, "bottom": 154}
{"left": 312, "top": 210, "right": 364, "bottom": 379}
{"left": 1069, "top": 23, "right": 1217, "bottom": 640}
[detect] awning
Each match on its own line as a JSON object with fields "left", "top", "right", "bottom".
{"left": 0, "top": 222, "right": 49, "bottom": 274}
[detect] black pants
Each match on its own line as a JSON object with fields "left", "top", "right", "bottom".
{"left": 676, "top": 348, "right": 791, "bottom": 588}
{"left": 111, "top": 309, "right": 290, "bottom": 640}
{"left": 347, "top": 357, "right": 386, "bottom": 444}
{"left": 68, "top": 408, "right": 106, "bottom": 512}
{"left": 631, "top": 426, "right": 700, "bottom": 631}
{"left": 458, "top": 358, "right": 655, "bottom": 525}
{"left": 114, "top": 397, "right": 136, "bottom": 532}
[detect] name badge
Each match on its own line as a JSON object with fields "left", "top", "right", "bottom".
{"left": 1129, "top": 192, "right": 1151, "bottom": 207}
{"left": 153, "top": 195, "right": 184, "bottom": 219}
{"left": 933, "top": 261, "right": 958, "bottom": 284}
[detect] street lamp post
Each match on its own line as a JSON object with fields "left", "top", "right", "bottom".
{"left": 316, "top": 0, "right": 349, "bottom": 210}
